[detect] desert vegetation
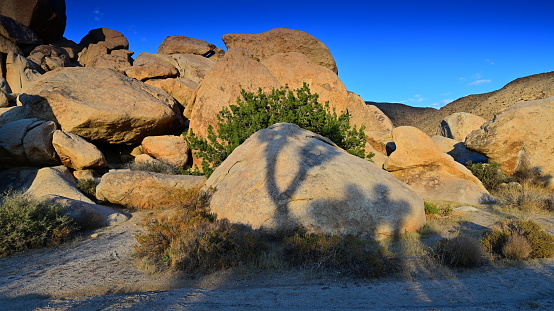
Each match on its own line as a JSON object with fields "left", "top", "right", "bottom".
{"left": 0, "top": 191, "right": 76, "bottom": 257}
{"left": 185, "top": 83, "right": 372, "bottom": 177}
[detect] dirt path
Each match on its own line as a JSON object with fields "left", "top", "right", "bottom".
{"left": 1, "top": 209, "right": 554, "bottom": 310}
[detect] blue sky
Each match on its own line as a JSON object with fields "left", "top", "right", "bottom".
{"left": 65, "top": 1, "right": 554, "bottom": 108}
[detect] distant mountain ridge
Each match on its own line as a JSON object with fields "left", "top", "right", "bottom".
{"left": 367, "top": 71, "right": 554, "bottom": 135}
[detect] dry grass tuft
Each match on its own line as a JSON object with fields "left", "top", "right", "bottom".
{"left": 434, "top": 236, "right": 484, "bottom": 268}
{"left": 502, "top": 234, "right": 532, "bottom": 260}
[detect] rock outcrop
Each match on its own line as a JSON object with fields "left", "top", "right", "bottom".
{"left": 384, "top": 126, "right": 490, "bottom": 205}
{"left": 27, "top": 44, "right": 72, "bottom": 72}
{"left": 5, "top": 51, "right": 41, "bottom": 93}
{"left": 439, "top": 112, "right": 487, "bottom": 142}
{"left": 223, "top": 28, "right": 338, "bottom": 74}
{"left": 189, "top": 48, "right": 281, "bottom": 138}
{"left": 96, "top": 170, "right": 207, "bottom": 209}
{"left": 206, "top": 123, "right": 425, "bottom": 239}
{"left": 21, "top": 67, "right": 184, "bottom": 144}
{"left": 79, "top": 28, "right": 129, "bottom": 50}
{"left": 465, "top": 97, "right": 554, "bottom": 186}
{"left": 157, "top": 35, "right": 221, "bottom": 57}
{"left": 0, "top": 15, "right": 41, "bottom": 54}
{"left": 0, "top": 0, "right": 66, "bottom": 43}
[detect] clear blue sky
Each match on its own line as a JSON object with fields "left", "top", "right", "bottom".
{"left": 64, "top": 1, "right": 554, "bottom": 108}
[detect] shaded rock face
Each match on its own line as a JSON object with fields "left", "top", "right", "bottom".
{"left": 223, "top": 28, "right": 338, "bottom": 74}
{"left": 48, "top": 196, "right": 129, "bottom": 229}
{"left": 96, "top": 170, "right": 207, "bottom": 209}
{"left": 0, "top": 15, "right": 42, "bottom": 53}
{"left": 431, "top": 135, "right": 488, "bottom": 165}
{"left": 0, "top": 118, "right": 59, "bottom": 167}
{"left": 27, "top": 44, "right": 72, "bottom": 72}
{"left": 189, "top": 48, "right": 281, "bottom": 138}
{"left": 465, "top": 97, "right": 554, "bottom": 185}
{"left": 21, "top": 67, "right": 184, "bottom": 144}
{"left": 384, "top": 126, "right": 490, "bottom": 205}
{"left": 52, "top": 130, "right": 107, "bottom": 170}
{"left": 5, "top": 51, "right": 42, "bottom": 93}
{"left": 206, "top": 123, "right": 425, "bottom": 239}
{"left": 79, "top": 28, "right": 129, "bottom": 50}
{"left": 439, "top": 112, "right": 487, "bottom": 142}
{"left": 0, "top": 166, "right": 92, "bottom": 203}
{"left": 0, "top": 0, "right": 66, "bottom": 44}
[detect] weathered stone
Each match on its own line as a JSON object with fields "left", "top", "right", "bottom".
{"left": 0, "top": 34, "right": 23, "bottom": 55}
{"left": 364, "top": 131, "right": 394, "bottom": 155}
{"left": 52, "top": 130, "right": 107, "bottom": 170}
{"left": 145, "top": 78, "right": 197, "bottom": 116}
{"left": 141, "top": 135, "right": 189, "bottom": 168}
{"left": 96, "top": 169, "right": 207, "bottom": 209}
{"left": 27, "top": 44, "right": 72, "bottom": 72}
{"left": 73, "top": 169, "right": 102, "bottom": 184}
{"left": 0, "top": 118, "right": 58, "bottom": 167}
{"left": 0, "top": 166, "right": 93, "bottom": 203}
{"left": 0, "top": 77, "right": 10, "bottom": 93}
{"left": 110, "top": 49, "right": 134, "bottom": 62}
{"left": 189, "top": 48, "right": 281, "bottom": 138}
{"left": 0, "top": 93, "right": 8, "bottom": 108}
{"left": 439, "top": 112, "right": 487, "bottom": 141}
{"left": 384, "top": 126, "right": 490, "bottom": 205}
{"left": 0, "top": 0, "right": 66, "bottom": 43}
{"left": 431, "top": 135, "right": 488, "bottom": 165}
{"left": 223, "top": 28, "right": 338, "bottom": 74}
{"left": 77, "top": 42, "right": 108, "bottom": 67}
{"left": 206, "top": 123, "right": 425, "bottom": 239}
{"left": 89, "top": 53, "right": 131, "bottom": 74}
{"left": 0, "top": 15, "right": 42, "bottom": 51}
{"left": 157, "top": 35, "right": 217, "bottom": 56}
{"left": 5, "top": 52, "right": 41, "bottom": 93}
{"left": 465, "top": 97, "right": 554, "bottom": 185}
{"left": 0, "top": 106, "right": 25, "bottom": 126}
{"left": 80, "top": 28, "right": 129, "bottom": 50}
{"left": 21, "top": 67, "right": 184, "bottom": 144}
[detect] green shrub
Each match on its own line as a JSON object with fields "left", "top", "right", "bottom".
{"left": 0, "top": 192, "right": 75, "bottom": 256}
{"left": 282, "top": 231, "right": 397, "bottom": 277}
{"left": 466, "top": 161, "right": 512, "bottom": 191}
{"left": 482, "top": 219, "right": 554, "bottom": 259}
{"left": 424, "top": 201, "right": 439, "bottom": 215}
{"left": 134, "top": 190, "right": 266, "bottom": 274}
{"left": 434, "top": 236, "right": 483, "bottom": 268}
{"left": 76, "top": 178, "right": 98, "bottom": 200}
{"left": 185, "top": 83, "right": 372, "bottom": 177}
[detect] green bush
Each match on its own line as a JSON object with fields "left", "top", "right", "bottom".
{"left": 482, "top": 219, "right": 554, "bottom": 259}
{"left": 466, "top": 161, "right": 512, "bottom": 191}
{"left": 434, "top": 236, "right": 484, "bottom": 268}
{"left": 424, "top": 201, "right": 439, "bottom": 215}
{"left": 0, "top": 192, "right": 75, "bottom": 256}
{"left": 282, "top": 231, "right": 397, "bottom": 277}
{"left": 185, "top": 83, "right": 372, "bottom": 177}
{"left": 134, "top": 190, "right": 267, "bottom": 274}
{"left": 76, "top": 178, "right": 99, "bottom": 200}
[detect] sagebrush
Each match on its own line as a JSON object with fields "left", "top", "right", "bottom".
{"left": 185, "top": 83, "right": 372, "bottom": 177}
{"left": 0, "top": 191, "right": 75, "bottom": 256}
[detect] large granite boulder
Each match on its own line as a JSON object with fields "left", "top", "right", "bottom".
{"left": 439, "top": 112, "right": 487, "bottom": 141}
{"left": 160, "top": 53, "right": 215, "bottom": 84}
{"left": 125, "top": 52, "right": 179, "bottom": 81}
{"left": 157, "top": 35, "right": 220, "bottom": 57}
{"left": 465, "top": 97, "right": 554, "bottom": 186}
{"left": 96, "top": 170, "right": 207, "bottom": 209}
{"left": 141, "top": 135, "right": 189, "bottom": 168}
{"left": 189, "top": 48, "right": 281, "bottom": 138}
{"left": 384, "top": 126, "right": 490, "bottom": 205}
{"left": 431, "top": 135, "right": 488, "bottom": 165}
{"left": 145, "top": 78, "right": 197, "bottom": 117}
{"left": 346, "top": 91, "right": 394, "bottom": 132}
{"left": 205, "top": 123, "right": 425, "bottom": 239}
{"left": 0, "top": 118, "right": 58, "bottom": 167}
{"left": 0, "top": 0, "right": 66, "bottom": 43}
{"left": 52, "top": 130, "right": 107, "bottom": 170}
{"left": 20, "top": 67, "right": 184, "bottom": 144}
{"left": 0, "top": 15, "right": 41, "bottom": 54}
{"left": 223, "top": 28, "right": 338, "bottom": 74}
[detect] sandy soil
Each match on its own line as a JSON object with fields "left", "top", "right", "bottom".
{"left": 1, "top": 209, "right": 554, "bottom": 311}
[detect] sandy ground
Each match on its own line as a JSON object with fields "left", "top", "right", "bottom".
{"left": 1, "top": 209, "right": 554, "bottom": 311}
